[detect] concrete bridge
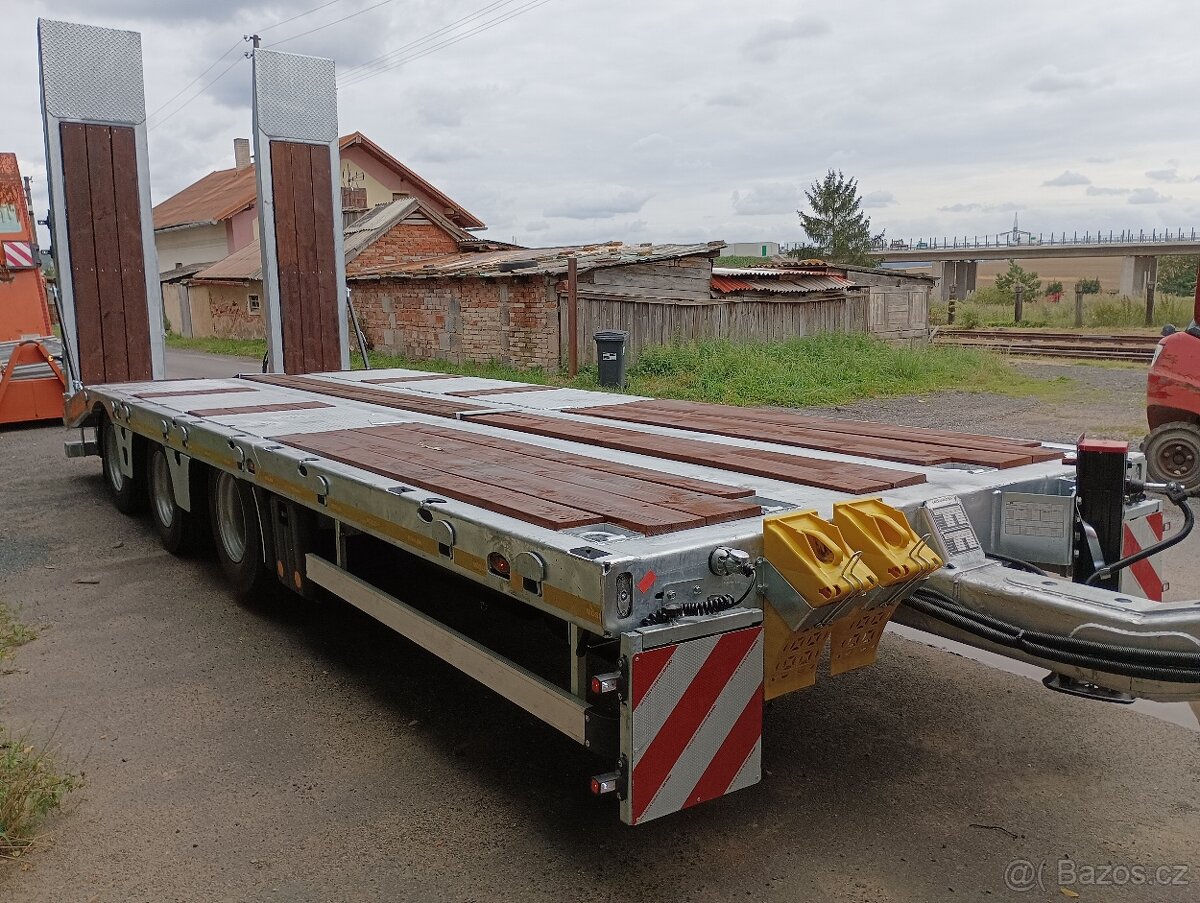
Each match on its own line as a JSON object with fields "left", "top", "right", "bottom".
{"left": 875, "top": 228, "right": 1200, "bottom": 300}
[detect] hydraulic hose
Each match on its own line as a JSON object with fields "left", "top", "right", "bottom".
{"left": 904, "top": 589, "right": 1200, "bottom": 683}
{"left": 1085, "top": 486, "right": 1195, "bottom": 586}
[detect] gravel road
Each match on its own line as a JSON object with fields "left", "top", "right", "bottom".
{"left": 2, "top": 359, "right": 1198, "bottom": 902}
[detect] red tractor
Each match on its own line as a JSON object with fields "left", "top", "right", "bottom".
{"left": 1145, "top": 270, "right": 1200, "bottom": 488}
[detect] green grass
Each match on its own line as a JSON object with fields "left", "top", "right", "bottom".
{"left": 0, "top": 604, "right": 80, "bottom": 859}
{"left": 618, "top": 334, "right": 1066, "bottom": 407}
{"left": 931, "top": 291, "right": 1193, "bottom": 331}
{"left": 0, "top": 603, "right": 36, "bottom": 662}
{"left": 366, "top": 334, "right": 1065, "bottom": 406}
{"left": 166, "top": 334, "right": 267, "bottom": 358}
{"left": 171, "top": 331, "right": 1068, "bottom": 406}
{"left": 715, "top": 256, "right": 780, "bottom": 267}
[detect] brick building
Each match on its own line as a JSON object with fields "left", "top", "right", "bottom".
{"left": 347, "top": 243, "right": 723, "bottom": 370}
{"left": 182, "top": 196, "right": 506, "bottom": 340}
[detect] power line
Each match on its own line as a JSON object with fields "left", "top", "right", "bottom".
{"left": 338, "top": 0, "right": 520, "bottom": 80}
{"left": 147, "top": 37, "right": 244, "bottom": 122}
{"left": 267, "top": 0, "right": 398, "bottom": 48}
{"left": 258, "top": 0, "right": 348, "bottom": 34}
{"left": 339, "top": 0, "right": 553, "bottom": 89}
{"left": 149, "top": 55, "right": 248, "bottom": 131}
{"left": 146, "top": 0, "right": 354, "bottom": 127}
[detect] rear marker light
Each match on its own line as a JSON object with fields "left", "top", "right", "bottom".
{"left": 487, "top": 552, "right": 511, "bottom": 577}
{"left": 591, "top": 771, "right": 620, "bottom": 795}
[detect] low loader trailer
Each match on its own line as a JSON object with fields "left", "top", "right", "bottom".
{"left": 62, "top": 372, "right": 1200, "bottom": 823}
{"left": 36, "top": 18, "right": 1200, "bottom": 825}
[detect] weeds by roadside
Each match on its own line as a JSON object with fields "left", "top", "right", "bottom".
{"left": 931, "top": 291, "right": 1193, "bottom": 331}
{"left": 0, "top": 603, "right": 82, "bottom": 859}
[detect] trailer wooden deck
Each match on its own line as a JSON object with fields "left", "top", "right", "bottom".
{"left": 112, "top": 370, "right": 1068, "bottom": 541}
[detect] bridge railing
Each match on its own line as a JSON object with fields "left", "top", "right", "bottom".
{"left": 870, "top": 228, "right": 1200, "bottom": 252}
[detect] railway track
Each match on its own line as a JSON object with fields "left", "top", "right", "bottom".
{"left": 933, "top": 328, "right": 1159, "bottom": 362}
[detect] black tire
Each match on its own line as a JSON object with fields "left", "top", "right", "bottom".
{"left": 147, "top": 445, "right": 207, "bottom": 555}
{"left": 208, "top": 469, "right": 274, "bottom": 602}
{"left": 98, "top": 414, "right": 146, "bottom": 515}
{"left": 1144, "top": 422, "right": 1200, "bottom": 490}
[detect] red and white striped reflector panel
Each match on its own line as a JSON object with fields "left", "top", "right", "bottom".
{"left": 2, "top": 240, "right": 35, "bottom": 268}
{"left": 1120, "top": 510, "right": 1166, "bottom": 601}
{"left": 625, "top": 625, "right": 763, "bottom": 825}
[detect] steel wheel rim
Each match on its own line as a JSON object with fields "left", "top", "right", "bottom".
{"left": 150, "top": 451, "right": 175, "bottom": 528}
{"left": 215, "top": 473, "right": 248, "bottom": 563}
{"left": 1157, "top": 440, "right": 1198, "bottom": 481}
{"left": 103, "top": 423, "right": 124, "bottom": 492}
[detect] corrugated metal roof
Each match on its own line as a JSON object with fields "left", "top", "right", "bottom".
{"left": 350, "top": 242, "right": 722, "bottom": 280}
{"left": 191, "top": 240, "right": 263, "bottom": 282}
{"left": 711, "top": 275, "right": 754, "bottom": 292}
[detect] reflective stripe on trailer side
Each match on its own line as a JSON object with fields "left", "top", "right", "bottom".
{"left": 1120, "top": 511, "right": 1166, "bottom": 601}
{"left": 623, "top": 624, "right": 764, "bottom": 825}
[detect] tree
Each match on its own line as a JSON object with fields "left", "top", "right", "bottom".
{"left": 995, "top": 259, "right": 1041, "bottom": 297}
{"left": 1076, "top": 277, "right": 1101, "bottom": 295}
{"left": 797, "top": 170, "right": 883, "bottom": 267}
{"left": 1157, "top": 255, "right": 1198, "bottom": 297}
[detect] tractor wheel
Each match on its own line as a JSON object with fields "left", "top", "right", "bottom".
{"left": 1144, "top": 422, "right": 1200, "bottom": 490}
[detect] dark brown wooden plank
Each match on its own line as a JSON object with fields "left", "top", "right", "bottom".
{"left": 333, "top": 429, "right": 703, "bottom": 535}
{"left": 394, "top": 424, "right": 759, "bottom": 520}
{"left": 242, "top": 373, "right": 478, "bottom": 418}
{"left": 620, "top": 398, "right": 1053, "bottom": 456}
{"left": 84, "top": 125, "right": 128, "bottom": 383}
{"left": 138, "top": 386, "right": 259, "bottom": 398}
{"left": 290, "top": 143, "right": 321, "bottom": 375}
{"left": 470, "top": 412, "right": 925, "bottom": 493}
{"left": 187, "top": 401, "right": 333, "bottom": 417}
{"left": 276, "top": 432, "right": 603, "bottom": 530}
{"left": 584, "top": 404, "right": 1048, "bottom": 468}
{"left": 270, "top": 141, "right": 304, "bottom": 375}
{"left": 353, "top": 424, "right": 746, "bottom": 531}
{"left": 359, "top": 374, "right": 457, "bottom": 384}
{"left": 109, "top": 126, "right": 152, "bottom": 381}
{"left": 59, "top": 122, "right": 104, "bottom": 384}
{"left": 308, "top": 143, "right": 342, "bottom": 372}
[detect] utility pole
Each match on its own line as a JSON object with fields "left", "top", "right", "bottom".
{"left": 948, "top": 282, "right": 957, "bottom": 325}
{"left": 1145, "top": 257, "right": 1159, "bottom": 327}
{"left": 1074, "top": 284, "right": 1084, "bottom": 328}
{"left": 1014, "top": 282, "right": 1025, "bottom": 324}
{"left": 246, "top": 34, "right": 260, "bottom": 50}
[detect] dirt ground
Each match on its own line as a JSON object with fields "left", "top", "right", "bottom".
{"left": 2, "top": 359, "right": 1199, "bottom": 902}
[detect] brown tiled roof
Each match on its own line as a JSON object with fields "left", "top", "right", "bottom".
{"left": 154, "top": 132, "right": 486, "bottom": 233}
{"left": 153, "top": 165, "right": 257, "bottom": 231}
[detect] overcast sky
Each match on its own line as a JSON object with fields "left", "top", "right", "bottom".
{"left": 9, "top": 0, "right": 1200, "bottom": 249}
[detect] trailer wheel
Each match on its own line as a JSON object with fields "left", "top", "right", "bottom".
{"left": 99, "top": 415, "right": 146, "bottom": 515}
{"left": 1144, "top": 422, "right": 1200, "bottom": 489}
{"left": 209, "top": 470, "right": 272, "bottom": 601}
{"left": 148, "top": 445, "right": 205, "bottom": 555}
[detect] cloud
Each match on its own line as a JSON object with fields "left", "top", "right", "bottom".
{"left": 1128, "top": 188, "right": 1171, "bottom": 204}
{"left": 410, "top": 137, "right": 481, "bottom": 164}
{"left": 1027, "top": 65, "right": 1097, "bottom": 93}
{"left": 706, "top": 92, "right": 748, "bottom": 108}
{"left": 630, "top": 132, "right": 671, "bottom": 153}
{"left": 731, "top": 183, "right": 801, "bottom": 215}
{"left": 1043, "top": 170, "right": 1091, "bottom": 187}
{"left": 741, "top": 16, "right": 832, "bottom": 62}
{"left": 861, "top": 190, "right": 895, "bottom": 208}
{"left": 1086, "top": 186, "right": 1130, "bottom": 196}
{"left": 938, "top": 202, "right": 1019, "bottom": 213}
{"left": 524, "top": 220, "right": 550, "bottom": 232}
{"left": 417, "top": 104, "right": 464, "bottom": 128}
{"left": 1145, "top": 168, "right": 1200, "bottom": 183}
{"left": 544, "top": 188, "right": 651, "bottom": 220}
